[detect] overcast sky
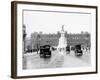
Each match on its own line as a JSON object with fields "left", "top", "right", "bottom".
{"left": 23, "top": 10, "right": 91, "bottom": 37}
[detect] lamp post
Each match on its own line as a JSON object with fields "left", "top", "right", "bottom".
{"left": 23, "top": 25, "right": 27, "bottom": 54}
{"left": 37, "top": 34, "right": 41, "bottom": 54}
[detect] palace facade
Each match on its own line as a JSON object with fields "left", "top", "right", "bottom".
{"left": 25, "top": 31, "right": 90, "bottom": 50}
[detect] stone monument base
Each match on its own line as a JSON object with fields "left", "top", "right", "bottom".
{"left": 57, "top": 48, "right": 66, "bottom": 56}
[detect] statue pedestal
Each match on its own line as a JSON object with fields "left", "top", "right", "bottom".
{"left": 58, "top": 48, "right": 66, "bottom": 56}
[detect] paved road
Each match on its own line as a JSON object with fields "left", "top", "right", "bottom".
{"left": 23, "top": 50, "right": 91, "bottom": 69}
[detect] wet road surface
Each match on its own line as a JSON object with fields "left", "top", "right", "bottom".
{"left": 23, "top": 50, "right": 91, "bottom": 69}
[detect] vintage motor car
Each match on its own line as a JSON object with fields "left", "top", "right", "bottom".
{"left": 66, "top": 45, "right": 70, "bottom": 54}
{"left": 75, "top": 44, "right": 83, "bottom": 56}
{"left": 39, "top": 45, "right": 51, "bottom": 58}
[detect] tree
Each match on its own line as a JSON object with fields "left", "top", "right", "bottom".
{"left": 23, "top": 24, "right": 27, "bottom": 40}
{"left": 23, "top": 24, "right": 27, "bottom": 53}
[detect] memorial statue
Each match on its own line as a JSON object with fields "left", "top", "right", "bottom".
{"left": 57, "top": 25, "right": 67, "bottom": 55}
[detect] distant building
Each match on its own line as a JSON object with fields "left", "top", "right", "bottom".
{"left": 26, "top": 31, "right": 90, "bottom": 50}
{"left": 25, "top": 37, "right": 31, "bottom": 51}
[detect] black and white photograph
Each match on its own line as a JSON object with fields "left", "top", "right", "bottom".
{"left": 11, "top": 1, "right": 97, "bottom": 78}
{"left": 23, "top": 10, "right": 91, "bottom": 69}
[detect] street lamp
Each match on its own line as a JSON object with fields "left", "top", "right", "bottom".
{"left": 37, "top": 34, "right": 41, "bottom": 54}
{"left": 23, "top": 25, "right": 27, "bottom": 54}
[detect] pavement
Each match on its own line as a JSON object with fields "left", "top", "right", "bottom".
{"left": 23, "top": 50, "right": 91, "bottom": 69}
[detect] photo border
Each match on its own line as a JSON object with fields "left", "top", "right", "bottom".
{"left": 11, "top": 1, "right": 98, "bottom": 79}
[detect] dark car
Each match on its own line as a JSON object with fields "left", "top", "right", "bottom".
{"left": 40, "top": 45, "right": 51, "bottom": 58}
{"left": 51, "top": 46, "right": 57, "bottom": 51}
{"left": 66, "top": 46, "right": 70, "bottom": 54}
{"left": 75, "top": 45, "right": 83, "bottom": 56}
